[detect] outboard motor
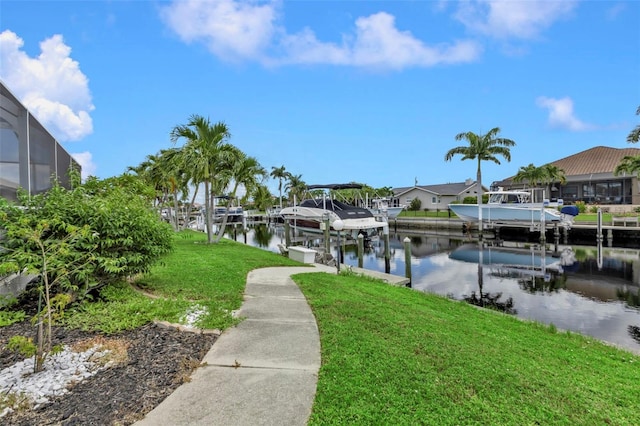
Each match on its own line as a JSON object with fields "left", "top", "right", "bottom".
{"left": 560, "top": 205, "right": 579, "bottom": 217}
{"left": 559, "top": 205, "right": 580, "bottom": 228}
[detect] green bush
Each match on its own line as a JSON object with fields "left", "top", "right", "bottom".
{"left": 462, "top": 194, "right": 489, "bottom": 204}
{"left": 0, "top": 172, "right": 173, "bottom": 300}
{"left": 408, "top": 198, "right": 422, "bottom": 211}
{"left": 574, "top": 200, "right": 586, "bottom": 213}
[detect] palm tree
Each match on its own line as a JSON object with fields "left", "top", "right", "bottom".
{"left": 127, "top": 148, "right": 189, "bottom": 230}
{"left": 614, "top": 155, "right": 640, "bottom": 177}
{"left": 170, "top": 115, "right": 231, "bottom": 244}
{"left": 285, "top": 173, "right": 306, "bottom": 205}
{"left": 251, "top": 184, "right": 275, "bottom": 212}
{"left": 512, "top": 163, "right": 545, "bottom": 189}
{"left": 541, "top": 164, "right": 566, "bottom": 185}
{"left": 270, "top": 165, "right": 289, "bottom": 209}
{"left": 628, "top": 106, "right": 639, "bottom": 144}
{"left": 540, "top": 164, "right": 566, "bottom": 199}
{"left": 215, "top": 149, "right": 267, "bottom": 242}
{"left": 445, "top": 127, "right": 516, "bottom": 235}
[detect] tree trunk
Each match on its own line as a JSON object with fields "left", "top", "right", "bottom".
{"left": 204, "top": 181, "right": 213, "bottom": 244}
{"left": 477, "top": 159, "right": 483, "bottom": 238}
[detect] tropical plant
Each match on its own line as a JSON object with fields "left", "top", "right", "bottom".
{"left": 170, "top": 115, "right": 232, "bottom": 243}
{"left": 128, "top": 148, "right": 189, "bottom": 230}
{"left": 0, "top": 173, "right": 173, "bottom": 371}
{"left": 628, "top": 105, "right": 639, "bottom": 144}
{"left": 251, "top": 184, "right": 275, "bottom": 212}
{"left": 614, "top": 155, "right": 640, "bottom": 177}
{"left": 285, "top": 173, "right": 306, "bottom": 205}
{"left": 512, "top": 163, "right": 566, "bottom": 198}
{"left": 444, "top": 127, "right": 516, "bottom": 233}
{"left": 541, "top": 164, "right": 566, "bottom": 185}
{"left": 270, "top": 165, "right": 289, "bottom": 209}
{"left": 215, "top": 149, "right": 267, "bottom": 242}
{"left": 512, "top": 163, "right": 545, "bottom": 188}
{"left": 613, "top": 106, "right": 640, "bottom": 182}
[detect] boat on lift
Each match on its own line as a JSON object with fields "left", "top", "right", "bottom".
{"left": 280, "top": 184, "right": 388, "bottom": 238}
{"left": 448, "top": 188, "right": 579, "bottom": 227}
{"left": 368, "top": 197, "right": 405, "bottom": 219}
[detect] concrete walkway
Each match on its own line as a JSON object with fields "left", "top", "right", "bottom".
{"left": 136, "top": 264, "right": 407, "bottom": 425}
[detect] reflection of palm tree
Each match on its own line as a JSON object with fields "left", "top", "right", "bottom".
{"left": 463, "top": 243, "right": 517, "bottom": 314}
{"left": 517, "top": 273, "right": 567, "bottom": 293}
{"left": 628, "top": 325, "right": 640, "bottom": 344}
{"left": 252, "top": 223, "right": 274, "bottom": 248}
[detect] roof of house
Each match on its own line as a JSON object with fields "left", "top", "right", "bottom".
{"left": 549, "top": 146, "right": 640, "bottom": 176}
{"left": 393, "top": 181, "right": 481, "bottom": 197}
{"left": 494, "top": 146, "right": 640, "bottom": 185}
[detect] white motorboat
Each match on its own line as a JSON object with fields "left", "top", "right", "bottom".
{"left": 280, "top": 184, "right": 388, "bottom": 237}
{"left": 368, "top": 198, "right": 405, "bottom": 219}
{"left": 448, "top": 189, "right": 579, "bottom": 227}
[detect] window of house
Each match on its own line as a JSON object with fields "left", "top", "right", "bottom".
{"left": 562, "top": 185, "right": 577, "bottom": 200}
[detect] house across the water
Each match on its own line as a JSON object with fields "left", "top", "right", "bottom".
{"left": 493, "top": 146, "right": 640, "bottom": 205}
{"left": 392, "top": 179, "right": 487, "bottom": 211}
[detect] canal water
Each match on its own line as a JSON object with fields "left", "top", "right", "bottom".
{"left": 226, "top": 223, "right": 640, "bottom": 354}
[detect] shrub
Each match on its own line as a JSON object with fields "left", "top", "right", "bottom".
{"left": 0, "top": 172, "right": 173, "bottom": 300}
{"left": 463, "top": 194, "right": 489, "bottom": 204}
{"left": 408, "top": 198, "right": 422, "bottom": 211}
{"left": 574, "top": 200, "right": 586, "bottom": 214}
{"left": 462, "top": 196, "right": 477, "bottom": 204}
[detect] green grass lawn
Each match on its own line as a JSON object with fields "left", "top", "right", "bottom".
{"left": 11, "top": 232, "right": 637, "bottom": 424}
{"left": 62, "top": 230, "right": 301, "bottom": 333}
{"left": 294, "top": 272, "right": 640, "bottom": 425}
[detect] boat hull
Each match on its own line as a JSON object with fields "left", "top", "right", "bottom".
{"left": 368, "top": 206, "right": 404, "bottom": 219}
{"left": 449, "top": 204, "right": 569, "bottom": 224}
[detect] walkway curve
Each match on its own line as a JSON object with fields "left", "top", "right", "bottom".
{"left": 136, "top": 264, "right": 335, "bottom": 426}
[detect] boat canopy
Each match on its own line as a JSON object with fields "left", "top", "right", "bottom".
{"left": 487, "top": 190, "right": 531, "bottom": 204}
{"left": 306, "top": 183, "right": 363, "bottom": 190}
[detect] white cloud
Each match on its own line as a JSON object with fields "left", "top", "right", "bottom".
{"left": 536, "top": 96, "right": 595, "bottom": 131}
{"left": 160, "top": 1, "right": 482, "bottom": 70}
{"left": 454, "top": 0, "right": 577, "bottom": 39}
{"left": 71, "top": 151, "right": 97, "bottom": 180}
{"left": 160, "top": 0, "right": 277, "bottom": 62}
{"left": 0, "top": 30, "right": 94, "bottom": 142}
{"left": 282, "top": 12, "right": 482, "bottom": 69}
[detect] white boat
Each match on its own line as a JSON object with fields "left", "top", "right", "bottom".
{"left": 280, "top": 184, "right": 388, "bottom": 238}
{"left": 448, "top": 189, "right": 579, "bottom": 227}
{"left": 368, "top": 198, "right": 405, "bottom": 219}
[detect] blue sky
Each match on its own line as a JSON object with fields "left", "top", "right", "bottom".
{"left": 1, "top": 0, "right": 638, "bottom": 197}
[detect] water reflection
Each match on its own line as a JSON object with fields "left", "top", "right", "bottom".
{"left": 230, "top": 223, "right": 640, "bottom": 354}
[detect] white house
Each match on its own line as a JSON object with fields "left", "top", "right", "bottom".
{"left": 392, "top": 179, "right": 488, "bottom": 211}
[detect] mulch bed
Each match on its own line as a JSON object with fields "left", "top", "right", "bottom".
{"left": 0, "top": 320, "right": 218, "bottom": 425}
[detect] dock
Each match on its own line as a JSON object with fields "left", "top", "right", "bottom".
{"left": 391, "top": 217, "right": 640, "bottom": 247}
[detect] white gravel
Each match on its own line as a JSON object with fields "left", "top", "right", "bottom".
{"left": 0, "top": 345, "right": 111, "bottom": 417}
